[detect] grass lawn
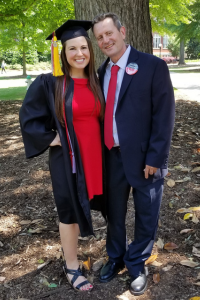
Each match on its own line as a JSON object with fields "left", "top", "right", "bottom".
{"left": 185, "top": 59, "right": 200, "bottom": 63}
{"left": 0, "top": 86, "right": 26, "bottom": 100}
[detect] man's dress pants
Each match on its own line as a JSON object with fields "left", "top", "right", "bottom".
{"left": 106, "top": 147, "right": 164, "bottom": 277}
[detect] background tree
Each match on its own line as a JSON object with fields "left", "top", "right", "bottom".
{"left": 186, "top": 38, "right": 200, "bottom": 59}
{"left": 0, "top": 0, "right": 74, "bottom": 75}
{"left": 165, "top": 0, "right": 200, "bottom": 64}
{"left": 1, "top": 0, "right": 198, "bottom": 74}
{"left": 74, "top": 0, "right": 195, "bottom": 67}
{"left": 74, "top": 0, "right": 152, "bottom": 68}
{"left": 167, "top": 37, "right": 180, "bottom": 57}
{"left": 150, "top": 0, "right": 193, "bottom": 34}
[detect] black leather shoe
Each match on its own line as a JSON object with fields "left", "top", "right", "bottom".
{"left": 129, "top": 272, "right": 147, "bottom": 296}
{"left": 99, "top": 260, "right": 124, "bottom": 283}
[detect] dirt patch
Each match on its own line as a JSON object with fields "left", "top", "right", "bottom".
{"left": 1, "top": 99, "right": 200, "bottom": 300}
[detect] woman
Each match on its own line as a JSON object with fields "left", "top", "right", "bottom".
{"left": 19, "top": 20, "right": 105, "bottom": 292}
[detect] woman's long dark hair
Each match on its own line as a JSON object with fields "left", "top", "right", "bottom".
{"left": 55, "top": 37, "right": 104, "bottom": 125}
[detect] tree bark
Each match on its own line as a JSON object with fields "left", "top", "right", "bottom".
{"left": 74, "top": 0, "right": 152, "bottom": 68}
{"left": 22, "top": 24, "right": 27, "bottom": 76}
{"left": 22, "top": 49, "right": 26, "bottom": 76}
{"left": 179, "top": 38, "right": 185, "bottom": 65}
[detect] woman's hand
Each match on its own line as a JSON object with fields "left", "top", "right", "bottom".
{"left": 50, "top": 132, "right": 61, "bottom": 147}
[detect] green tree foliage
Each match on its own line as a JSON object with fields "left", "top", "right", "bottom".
{"left": 150, "top": 0, "right": 194, "bottom": 34}
{"left": 0, "top": 49, "right": 22, "bottom": 65}
{"left": 164, "top": 0, "right": 200, "bottom": 63}
{"left": 0, "top": 49, "right": 51, "bottom": 65}
{"left": 186, "top": 38, "right": 200, "bottom": 58}
{"left": 38, "top": 52, "right": 51, "bottom": 62}
{"left": 167, "top": 37, "right": 180, "bottom": 57}
{"left": 0, "top": 49, "right": 38, "bottom": 64}
{"left": 166, "top": 1, "right": 200, "bottom": 41}
{"left": 0, "top": 0, "right": 75, "bottom": 74}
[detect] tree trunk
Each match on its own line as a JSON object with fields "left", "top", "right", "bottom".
{"left": 179, "top": 38, "right": 185, "bottom": 65}
{"left": 74, "top": 0, "right": 152, "bottom": 68}
{"left": 22, "top": 50, "right": 26, "bottom": 76}
{"left": 22, "top": 22, "right": 27, "bottom": 76}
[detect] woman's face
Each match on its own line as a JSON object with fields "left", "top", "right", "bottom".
{"left": 65, "top": 36, "right": 90, "bottom": 72}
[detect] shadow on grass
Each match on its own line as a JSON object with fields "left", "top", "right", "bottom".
{"left": 170, "top": 69, "right": 200, "bottom": 73}
{"left": 0, "top": 86, "right": 27, "bottom": 100}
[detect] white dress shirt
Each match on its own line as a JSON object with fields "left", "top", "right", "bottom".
{"left": 103, "top": 45, "right": 131, "bottom": 146}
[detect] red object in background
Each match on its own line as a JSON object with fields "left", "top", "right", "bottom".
{"left": 162, "top": 56, "right": 177, "bottom": 64}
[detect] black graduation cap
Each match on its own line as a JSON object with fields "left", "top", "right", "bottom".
{"left": 46, "top": 20, "right": 92, "bottom": 44}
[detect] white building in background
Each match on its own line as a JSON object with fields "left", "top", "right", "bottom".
{"left": 153, "top": 33, "right": 172, "bottom": 57}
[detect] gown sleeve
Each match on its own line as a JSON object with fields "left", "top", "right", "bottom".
{"left": 19, "top": 74, "right": 57, "bottom": 158}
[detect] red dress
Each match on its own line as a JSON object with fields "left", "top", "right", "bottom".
{"left": 72, "top": 78, "right": 103, "bottom": 200}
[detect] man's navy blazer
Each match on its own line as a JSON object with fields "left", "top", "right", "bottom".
{"left": 98, "top": 46, "right": 175, "bottom": 187}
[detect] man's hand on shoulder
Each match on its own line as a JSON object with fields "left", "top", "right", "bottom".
{"left": 144, "top": 165, "right": 158, "bottom": 179}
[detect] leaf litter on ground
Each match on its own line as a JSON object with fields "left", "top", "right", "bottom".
{"left": 153, "top": 273, "right": 160, "bottom": 284}
{"left": 162, "top": 265, "right": 173, "bottom": 272}
{"left": 180, "top": 260, "right": 199, "bottom": 268}
{"left": 167, "top": 179, "right": 176, "bottom": 187}
{"left": 184, "top": 213, "right": 193, "bottom": 220}
{"left": 83, "top": 257, "right": 91, "bottom": 271}
{"left": 192, "top": 167, "right": 200, "bottom": 173}
{"left": 156, "top": 238, "right": 164, "bottom": 250}
{"left": 145, "top": 254, "right": 158, "bottom": 265}
{"left": 180, "top": 229, "right": 194, "bottom": 234}
{"left": 164, "top": 242, "right": 179, "bottom": 251}
{"left": 192, "top": 214, "right": 199, "bottom": 224}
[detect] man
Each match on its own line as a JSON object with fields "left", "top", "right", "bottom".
{"left": 1, "top": 60, "right": 6, "bottom": 74}
{"left": 92, "top": 13, "right": 175, "bottom": 296}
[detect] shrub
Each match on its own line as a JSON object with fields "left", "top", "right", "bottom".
{"left": 167, "top": 37, "right": 179, "bottom": 57}
{"left": 38, "top": 52, "right": 51, "bottom": 62}
{"left": 186, "top": 39, "right": 200, "bottom": 59}
{"left": 0, "top": 50, "right": 50, "bottom": 66}
{"left": 26, "top": 61, "right": 51, "bottom": 71}
{"left": 6, "top": 64, "right": 22, "bottom": 70}
{"left": 0, "top": 50, "right": 22, "bottom": 65}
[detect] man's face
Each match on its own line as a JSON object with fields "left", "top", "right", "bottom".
{"left": 93, "top": 18, "right": 126, "bottom": 63}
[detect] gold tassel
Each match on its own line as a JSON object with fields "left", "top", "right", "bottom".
{"left": 51, "top": 35, "right": 64, "bottom": 76}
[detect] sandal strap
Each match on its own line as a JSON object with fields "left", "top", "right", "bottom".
{"left": 76, "top": 280, "right": 90, "bottom": 290}
{"left": 64, "top": 265, "right": 84, "bottom": 286}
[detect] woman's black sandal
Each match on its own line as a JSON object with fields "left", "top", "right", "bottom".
{"left": 63, "top": 264, "right": 93, "bottom": 291}
{"left": 61, "top": 248, "right": 93, "bottom": 291}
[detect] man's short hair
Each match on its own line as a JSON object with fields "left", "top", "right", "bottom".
{"left": 92, "top": 13, "right": 122, "bottom": 32}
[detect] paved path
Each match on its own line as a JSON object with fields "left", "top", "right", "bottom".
{"left": 0, "top": 70, "right": 50, "bottom": 88}
{"left": 0, "top": 69, "right": 199, "bottom": 102}
{"left": 0, "top": 78, "right": 28, "bottom": 88}
{"left": 170, "top": 71, "right": 200, "bottom": 102}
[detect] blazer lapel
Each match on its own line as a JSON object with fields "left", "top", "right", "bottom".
{"left": 118, "top": 47, "right": 139, "bottom": 105}
{"left": 98, "top": 57, "right": 110, "bottom": 93}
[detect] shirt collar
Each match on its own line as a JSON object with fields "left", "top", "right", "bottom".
{"left": 109, "top": 44, "right": 131, "bottom": 70}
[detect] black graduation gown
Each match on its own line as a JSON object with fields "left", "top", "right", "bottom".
{"left": 19, "top": 73, "right": 106, "bottom": 237}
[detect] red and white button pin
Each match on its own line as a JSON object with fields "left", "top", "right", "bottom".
{"left": 126, "top": 62, "right": 138, "bottom": 75}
